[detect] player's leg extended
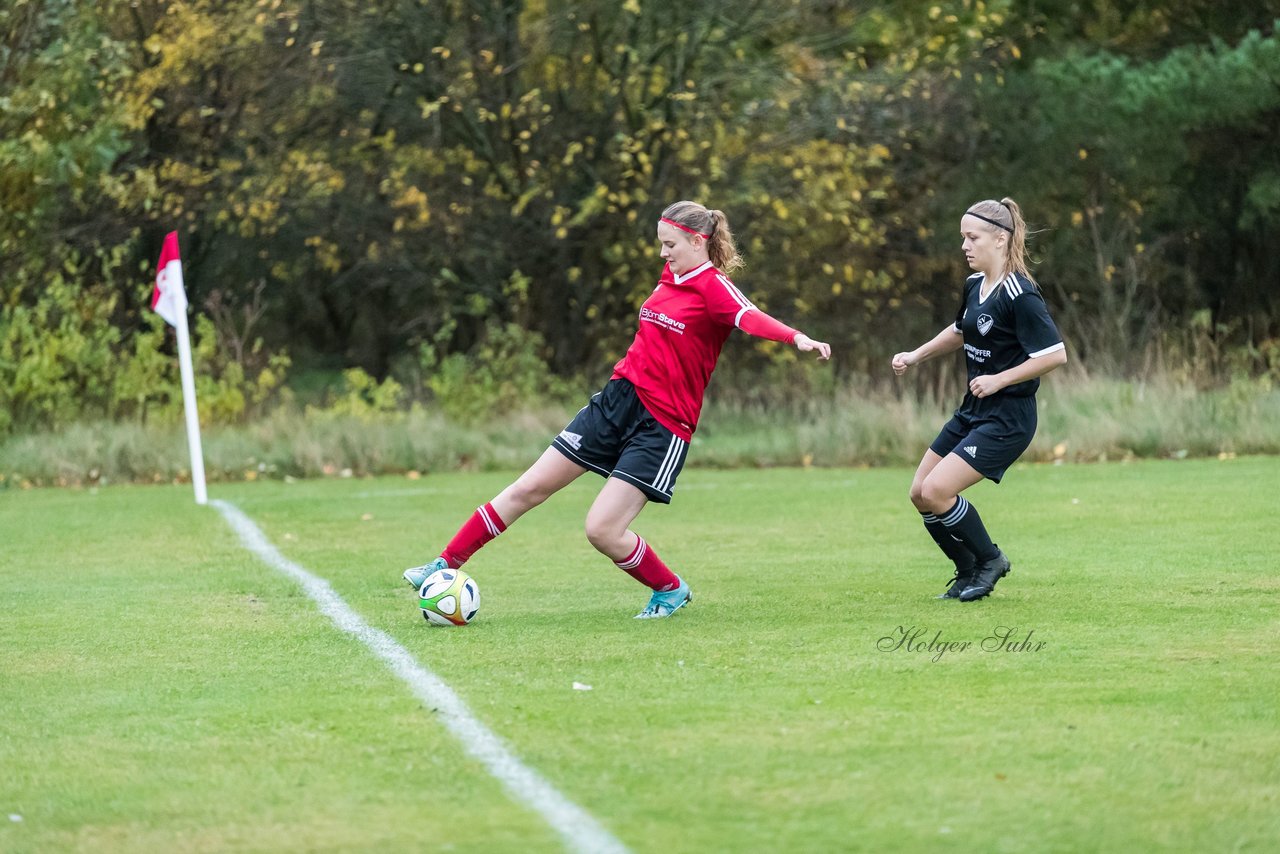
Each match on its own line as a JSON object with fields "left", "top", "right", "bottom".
{"left": 491, "top": 446, "right": 589, "bottom": 526}
{"left": 584, "top": 477, "right": 690, "bottom": 618}
{"left": 910, "top": 450, "right": 978, "bottom": 598}
{"left": 919, "top": 453, "right": 1010, "bottom": 601}
{"left": 586, "top": 478, "right": 670, "bottom": 583}
{"left": 404, "top": 448, "right": 587, "bottom": 587}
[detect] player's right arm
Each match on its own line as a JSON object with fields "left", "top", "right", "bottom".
{"left": 892, "top": 325, "right": 964, "bottom": 376}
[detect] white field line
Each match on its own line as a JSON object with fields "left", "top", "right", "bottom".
{"left": 211, "top": 499, "right": 629, "bottom": 854}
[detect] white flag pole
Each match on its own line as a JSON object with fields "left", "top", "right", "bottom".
{"left": 154, "top": 231, "right": 207, "bottom": 506}
{"left": 174, "top": 305, "right": 208, "bottom": 505}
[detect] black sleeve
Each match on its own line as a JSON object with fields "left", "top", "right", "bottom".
{"left": 1013, "top": 289, "right": 1064, "bottom": 357}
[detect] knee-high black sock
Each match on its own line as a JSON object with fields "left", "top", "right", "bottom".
{"left": 920, "top": 511, "right": 976, "bottom": 569}
{"left": 937, "top": 496, "right": 999, "bottom": 563}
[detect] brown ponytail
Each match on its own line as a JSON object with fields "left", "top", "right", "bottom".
{"left": 660, "top": 201, "right": 744, "bottom": 273}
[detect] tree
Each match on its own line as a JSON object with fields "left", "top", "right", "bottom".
{"left": 970, "top": 10, "right": 1280, "bottom": 368}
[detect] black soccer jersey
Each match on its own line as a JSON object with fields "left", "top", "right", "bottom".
{"left": 953, "top": 271, "right": 1063, "bottom": 412}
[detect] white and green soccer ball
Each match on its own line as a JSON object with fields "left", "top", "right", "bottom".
{"left": 417, "top": 568, "right": 481, "bottom": 626}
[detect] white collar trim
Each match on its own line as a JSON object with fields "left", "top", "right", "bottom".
{"left": 673, "top": 260, "right": 714, "bottom": 284}
{"left": 978, "top": 272, "right": 1013, "bottom": 305}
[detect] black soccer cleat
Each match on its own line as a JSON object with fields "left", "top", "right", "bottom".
{"left": 937, "top": 557, "right": 978, "bottom": 600}
{"left": 959, "top": 549, "right": 1011, "bottom": 602}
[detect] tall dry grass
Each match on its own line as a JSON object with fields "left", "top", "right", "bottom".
{"left": 2, "top": 374, "right": 1276, "bottom": 489}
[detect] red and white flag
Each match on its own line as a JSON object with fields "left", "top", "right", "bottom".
{"left": 152, "top": 231, "right": 188, "bottom": 327}
{"left": 148, "top": 229, "right": 207, "bottom": 503}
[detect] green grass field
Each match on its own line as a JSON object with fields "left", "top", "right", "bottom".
{"left": 3, "top": 458, "right": 1278, "bottom": 853}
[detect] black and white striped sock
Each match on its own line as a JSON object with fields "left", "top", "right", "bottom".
{"left": 920, "top": 511, "right": 976, "bottom": 568}
{"left": 937, "top": 496, "right": 999, "bottom": 563}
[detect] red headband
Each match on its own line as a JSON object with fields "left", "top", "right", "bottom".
{"left": 660, "top": 217, "right": 710, "bottom": 239}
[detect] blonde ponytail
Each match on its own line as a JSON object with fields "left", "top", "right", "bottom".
{"left": 966, "top": 197, "right": 1035, "bottom": 284}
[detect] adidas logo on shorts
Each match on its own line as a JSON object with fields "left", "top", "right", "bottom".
{"left": 964, "top": 445, "right": 978, "bottom": 457}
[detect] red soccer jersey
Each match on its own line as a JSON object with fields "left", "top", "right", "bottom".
{"left": 612, "top": 260, "right": 797, "bottom": 441}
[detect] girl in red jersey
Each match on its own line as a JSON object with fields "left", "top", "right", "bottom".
{"left": 404, "top": 200, "right": 831, "bottom": 619}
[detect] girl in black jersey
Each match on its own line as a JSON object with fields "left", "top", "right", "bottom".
{"left": 891, "top": 198, "right": 1067, "bottom": 601}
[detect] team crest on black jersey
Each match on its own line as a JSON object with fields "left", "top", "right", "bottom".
{"left": 976, "top": 314, "right": 994, "bottom": 336}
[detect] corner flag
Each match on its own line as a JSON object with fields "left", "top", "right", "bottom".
{"left": 152, "top": 232, "right": 188, "bottom": 327}
{"left": 152, "top": 231, "right": 207, "bottom": 505}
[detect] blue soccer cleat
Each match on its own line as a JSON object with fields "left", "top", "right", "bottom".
{"left": 634, "top": 578, "right": 692, "bottom": 619}
{"left": 403, "top": 556, "right": 449, "bottom": 590}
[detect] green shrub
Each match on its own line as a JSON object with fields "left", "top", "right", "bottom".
{"left": 0, "top": 249, "right": 141, "bottom": 434}
{"left": 0, "top": 245, "right": 290, "bottom": 438}
{"left": 305, "top": 368, "right": 404, "bottom": 421}
{"left": 420, "top": 320, "right": 575, "bottom": 424}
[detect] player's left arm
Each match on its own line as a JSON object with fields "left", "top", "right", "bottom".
{"left": 969, "top": 347, "right": 1066, "bottom": 398}
{"left": 792, "top": 330, "right": 832, "bottom": 361}
{"left": 968, "top": 289, "right": 1066, "bottom": 398}
{"left": 709, "top": 274, "right": 831, "bottom": 360}
{"left": 739, "top": 310, "right": 831, "bottom": 361}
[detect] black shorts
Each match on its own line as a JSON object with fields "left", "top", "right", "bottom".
{"left": 929, "top": 398, "right": 1037, "bottom": 484}
{"left": 551, "top": 378, "right": 689, "bottom": 504}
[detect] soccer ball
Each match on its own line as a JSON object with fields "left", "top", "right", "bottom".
{"left": 417, "top": 567, "right": 481, "bottom": 626}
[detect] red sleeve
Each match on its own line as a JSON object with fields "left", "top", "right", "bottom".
{"left": 738, "top": 308, "right": 799, "bottom": 344}
{"left": 704, "top": 270, "right": 799, "bottom": 343}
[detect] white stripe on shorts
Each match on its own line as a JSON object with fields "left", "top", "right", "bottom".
{"left": 651, "top": 436, "right": 687, "bottom": 495}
